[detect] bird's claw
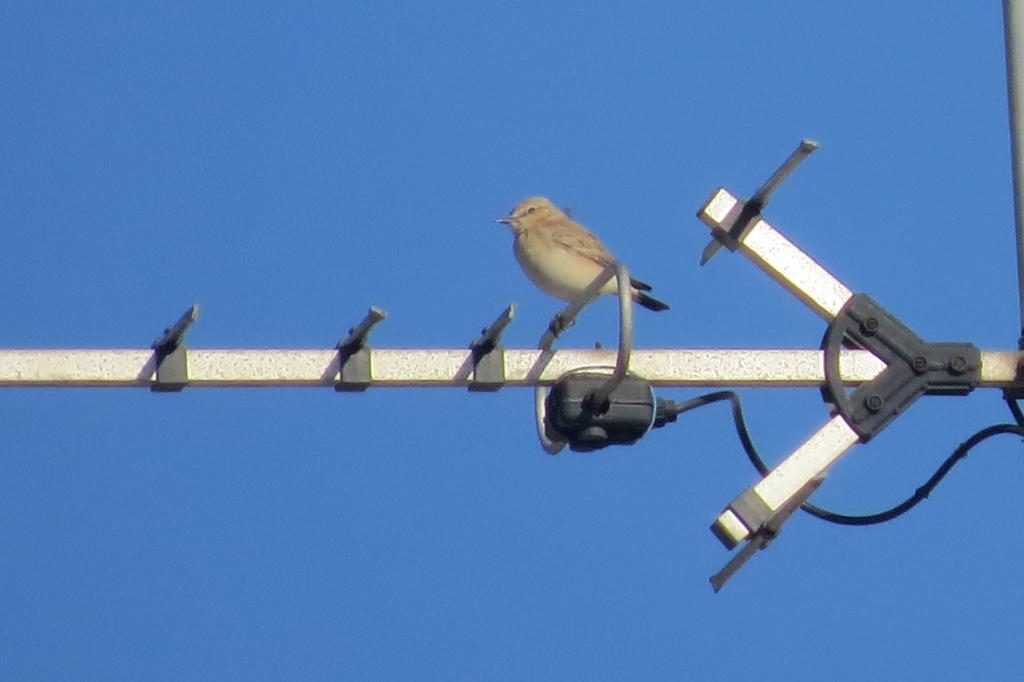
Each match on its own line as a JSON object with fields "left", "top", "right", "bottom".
{"left": 549, "top": 313, "right": 575, "bottom": 338}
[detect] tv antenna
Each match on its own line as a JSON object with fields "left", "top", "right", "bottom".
{"left": 4, "top": 3, "right": 1024, "bottom": 592}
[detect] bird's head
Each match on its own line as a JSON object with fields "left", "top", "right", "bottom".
{"left": 496, "top": 196, "right": 560, "bottom": 233}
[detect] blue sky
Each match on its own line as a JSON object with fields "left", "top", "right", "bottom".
{"left": 1, "top": 2, "right": 1022, "bottom": 679}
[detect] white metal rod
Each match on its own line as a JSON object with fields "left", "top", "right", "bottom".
{"left": 587, "top": 261, "right": 634, "bottom": 408}
{"left": 0, "top": 348, "right": 1016, "bottom": 388}
{"left": 1005, "top": 0, "right": 1024, "bottom": 347}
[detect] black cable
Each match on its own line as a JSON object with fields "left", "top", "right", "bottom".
{"left": 801, "top": 423, "right": 1024, "bottom": 525}
{"left": 669, "top": 391, "right": 759, "bottom": 462}
{"left": 668, "top": 391, "right": 1024, "bottom": 526}
{"left": 1004, "top": 393, "right": 1024, "bottom": 426}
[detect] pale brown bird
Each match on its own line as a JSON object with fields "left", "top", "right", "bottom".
{"left": 496, "top": 196, "right": 669, "bottom": 312}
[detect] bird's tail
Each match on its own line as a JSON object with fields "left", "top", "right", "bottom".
{"left": 634, "top": 290, "right": 669, "bottom": 312}
{"left": 629, "top": 277, "right": 653, "bottom": 292}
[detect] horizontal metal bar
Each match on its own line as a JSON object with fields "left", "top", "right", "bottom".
{"left": 0, "top": 348, "right": 1015, "bottom": 389}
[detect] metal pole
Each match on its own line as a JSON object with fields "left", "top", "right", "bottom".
{"left": 585, "top": 261, "right": 634, "bottom": 409}
{"left": 1003, "top": 0, "right": 1024, "bottom": 348}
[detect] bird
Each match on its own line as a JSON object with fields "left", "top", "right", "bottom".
{"left": 496, "top": 196, "right": 669, "bottom": 312}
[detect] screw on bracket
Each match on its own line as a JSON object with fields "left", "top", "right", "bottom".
{"left": 949, "top": 355, "right": 969, "bottom": 374}
{"left": 864, "top": 394, "right": 884, "bottom": 413}
{"left": 860, "top": 317, "right": 879, "bottom": 335}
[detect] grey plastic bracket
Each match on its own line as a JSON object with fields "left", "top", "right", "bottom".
{"left": 151, "top": 304, "right": 200, "bottom": 393}
{"left": 336, "top": 307, "right": 387, "bottom": 392}
{"left": 469, "top": 304, "right": 515, "bottom": 392}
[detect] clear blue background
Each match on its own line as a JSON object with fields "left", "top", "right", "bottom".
{"left": 2, "top": 2, "right": 1022, "bottom": 679}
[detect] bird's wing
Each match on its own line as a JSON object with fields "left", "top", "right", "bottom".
{"left": 547, "top": 220, "right": 614, "bottom": 267}
{"left": 547, "top": 220, "right": 654, "bottom": 290}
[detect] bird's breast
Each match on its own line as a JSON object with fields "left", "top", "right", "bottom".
{"left": 513, "top": 229, "right": 612, "bottom": 301}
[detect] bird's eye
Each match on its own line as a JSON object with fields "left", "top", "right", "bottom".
{"left": 526, "top": 206, "right": 536, "bottom": 214}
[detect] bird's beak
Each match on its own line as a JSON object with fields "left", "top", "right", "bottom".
{"left": 496, "top": 216, "right": 513, "bottom": 226}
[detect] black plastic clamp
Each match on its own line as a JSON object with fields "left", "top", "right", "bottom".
{"left": 468, "top": 304, "right": 514, "bottom": 392}
{"left": 821, "top": 293, "right": 980, "bottom": 441}
{"left": 544, "top": 371, "right": 658, "bottom": 451}
{"left": 151, "top": 304, "right": 200, "bottom": 392}
{"left": 336, "top": 307, "right": 387, "bottom": 392}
